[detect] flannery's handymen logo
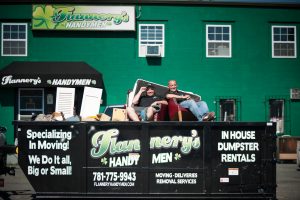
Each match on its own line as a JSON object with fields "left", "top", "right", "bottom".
{"left": 52, "top": 8, "right": 129, "bottom": 25}
{"left": 90, "top": 128, "right": 201, "bottom": 167}
{"left": 32, "top": 5, "right": 134, "bottom": 30}
{"left": 1, "top": 75, "right": 41, "bottom": 86}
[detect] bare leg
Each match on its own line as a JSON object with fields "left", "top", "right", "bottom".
{"left": 126, "top": 107, "right": 140, "bottom": 121}
{"left": 146, "top": 107, "right": 155, "bottom": 121}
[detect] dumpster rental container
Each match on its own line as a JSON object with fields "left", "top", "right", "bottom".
{"left": 15, "top": 121, "right": 276, "bottom": 199}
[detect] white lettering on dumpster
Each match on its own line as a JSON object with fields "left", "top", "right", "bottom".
{"left": 109, "top": 154, "right": 140, "bottom": 167}
{"left": 155, "top": 173, "right": 198, "bottom": 185}
{"left": 26, "top": 128, "right": 73, "bottom": 176}
{"left": 218, "top": 130, "right": 260, "bottom": 163}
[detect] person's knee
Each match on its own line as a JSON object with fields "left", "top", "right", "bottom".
{"left": 146, "top": 107, "right": 155, "bottom": 119}
{"left": 198, "top": 101, "right": 209, "bottom": 111}
{"left": 186, "top": 100, "right": 198, "bottom": 108}
{"left": 197, "top": 101, "right": 208, "bottom": 107}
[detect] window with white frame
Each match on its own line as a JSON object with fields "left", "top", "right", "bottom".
{"left": 18, "top": 88, "right": 44, "bottom": 121}
{"left": 139, "top": 24, "right": 164, "bottom": 57}
{"left": 272, "top": 26, "right": 296, "bottom": 58}
{"left": 206, "top": 25, "right": 231, "bottom": 57}
{"left": 269, "top": 99, "right": 284, "bottom": 134}
{"left": 1, "top": 23, "right": 27, "bottom": 56}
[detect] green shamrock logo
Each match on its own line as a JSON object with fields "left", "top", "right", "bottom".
{"left": 33, "top": 5, "right": 72, "bottom": 29}
{"left": 101, "top": 157, "right": 108, "bottom": 165}
{"left": 174, "top": 153, "right": 181, "bottom": 161}
{"left": 32, "top": 5, "right": 56, "bottom": 29}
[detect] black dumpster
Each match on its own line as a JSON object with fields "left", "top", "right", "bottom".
{"left": 15, "top": 121, "right": 276, "bottom": 199}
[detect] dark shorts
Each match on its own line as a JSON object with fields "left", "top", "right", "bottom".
{"left": 133, "top": 107, "right": 148, "bottom": 121}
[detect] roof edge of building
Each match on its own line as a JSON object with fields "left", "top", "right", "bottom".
{"left": 1, "top": 0, "right": 300, "bottom": 9}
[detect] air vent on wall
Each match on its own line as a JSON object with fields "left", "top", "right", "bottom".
{"left": 290, "top": 88, "right": 300, "bottom": 100}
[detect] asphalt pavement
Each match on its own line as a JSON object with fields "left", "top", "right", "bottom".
{"left": 1, "top": 163, "right": 300, "bottom": 199}
{"left": 276, "top": 163, "right": 300, "bottom": 200}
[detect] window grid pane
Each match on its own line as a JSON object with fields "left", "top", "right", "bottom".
{"left": 206, "top": 25, "right": 231, "bottom": 57}
{"left": 207, "top": 25, "right": 231, "bottom": 42}
{"left": 139, "top": 25, "right": 164, "bottom": 45}
{"left": 208, "top": 42, "right": 230, "bottom": 56}
{"left": 19, "top": 89, "right": 44, "bottom": 121}
{"left": 2, "top": 23, "right": 27, "bottom": 56}
{"left": 19, "top": 89, "right": 43, "bottom": 111}
{"left": 272, "top": 26, "right": 296, "bottom": 58}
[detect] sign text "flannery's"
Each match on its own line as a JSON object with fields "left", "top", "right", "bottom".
{"left": 1, "top": 75, "right": 41, "bottom": 86}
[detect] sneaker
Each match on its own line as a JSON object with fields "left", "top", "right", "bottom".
{"left": 202, "top": 112, "right": 215, "bottom": 121}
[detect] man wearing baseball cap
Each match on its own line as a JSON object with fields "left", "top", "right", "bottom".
{"left": 127, "top": 84, "right": 168, "bottom": 121}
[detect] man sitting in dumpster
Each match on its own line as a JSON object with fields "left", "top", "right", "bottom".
{"left": 126, "top": 85, "right": 168, "bottom": 121}
{"left": 165, "top": 80, "right": 215, "bottom": 121}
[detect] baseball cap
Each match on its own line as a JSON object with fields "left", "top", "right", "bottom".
{"left": 146, "top": 84, "right": 155, "bottom": 90}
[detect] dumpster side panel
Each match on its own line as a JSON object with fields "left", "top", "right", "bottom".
{"left": 86, "top": 123, "right": 144, "bottom": 193}
{"left": 17, "top": 122, "right": 86, "bottom": 193}
{"left": 209, "top": 123, "right": 276, "bottom": 197}
{"left": 148, "top": 123, "right": 204, "bottom": 194}
{"left": 16, "top": 121, "right": 276, "bottom": 199}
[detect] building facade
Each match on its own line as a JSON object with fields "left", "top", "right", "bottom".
{"left": 1, "top": 1, "right": 300, "bottom": 144}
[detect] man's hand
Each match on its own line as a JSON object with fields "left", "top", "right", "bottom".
{"left": 151, "top": 102, "right": 159, "bottom": 106}
{"left": 132, "top": 87, "right": 147, "bottom": 105}
{"left": 151, "top": 102, "right": 161, "bottom": 112}
{"left": 183, "top": 94, "right": 191, "bottom": 100}
{"left": 139, "top": 87, "right": 147, "bottom": 93}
